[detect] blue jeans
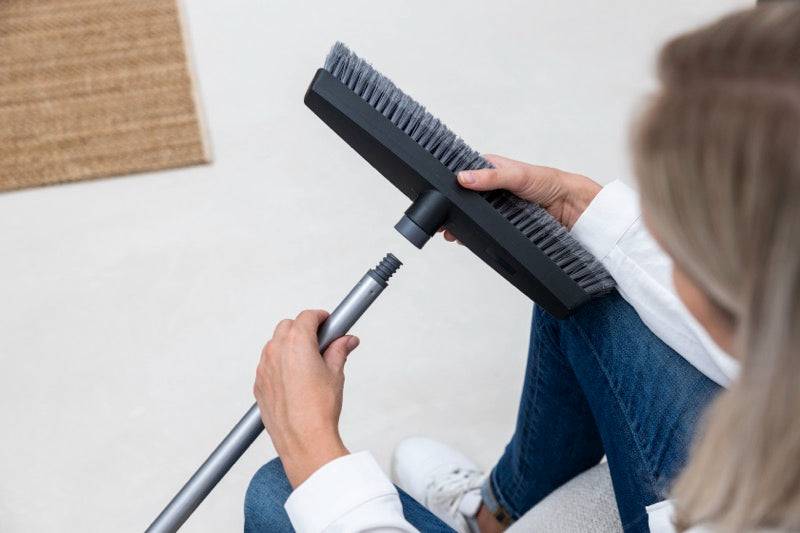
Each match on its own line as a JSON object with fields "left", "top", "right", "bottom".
{"left": 244, "top": 291, "right": 720, "bottom": 532}
{"left": 244, "top": 458, "right": 453, "bottom": 532}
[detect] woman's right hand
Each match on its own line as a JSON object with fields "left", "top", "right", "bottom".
{"left": 442, "top": 154, "right": 602, "bottom": 243}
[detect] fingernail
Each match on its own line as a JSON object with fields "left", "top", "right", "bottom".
{"left": 458, "top": 171, "right": 476, "bottom": 185}
{"left": 347, "top": 336, "right": 360, "bottom": 350}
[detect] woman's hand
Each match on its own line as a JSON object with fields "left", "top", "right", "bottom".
{"left": 254, "top": 309, "right": 360, "bottom": 488}
{"left": 441, "top": 154, "right": 601, "bottom": 243}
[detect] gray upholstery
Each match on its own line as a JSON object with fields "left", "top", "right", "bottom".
{"left": 507, "top": 462, "right": 622, "bottom": 532}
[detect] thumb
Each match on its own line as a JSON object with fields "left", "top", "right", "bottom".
{"left": 457, "top": 165, "right": 530, "bottom": 195}
{"left": 322, "top": 335, "right": 359, "bottom": 373}
{"left": 457, "top": 159, "right": 562, "bottom": 208}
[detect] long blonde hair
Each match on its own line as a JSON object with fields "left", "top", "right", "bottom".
{"left": 632, "top": 3, "right": 800, "bottom": 531}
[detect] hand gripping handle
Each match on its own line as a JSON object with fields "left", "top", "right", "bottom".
{"left": 146, "top": 253, "right": 402, "bottom": 532}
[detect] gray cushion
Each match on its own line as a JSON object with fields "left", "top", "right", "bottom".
{"left": 507, "top": 462, "right": 621, "bottom": 532}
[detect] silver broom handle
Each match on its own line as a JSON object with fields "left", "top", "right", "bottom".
{"left": 146, "top": 253, "right": 402, "bottom": 532}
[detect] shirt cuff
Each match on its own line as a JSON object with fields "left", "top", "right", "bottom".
{"left": 284, "top": 451, "right": 399, "bottom": 533}
{"left": 570, "top": 180, "right": 641, "bottom": 261}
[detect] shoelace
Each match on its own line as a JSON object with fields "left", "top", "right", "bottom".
{"left": 427, "top": 467, "right": 486, "bottom": 518}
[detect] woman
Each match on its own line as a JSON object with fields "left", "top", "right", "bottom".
{"left": 245, "top": 4, "right": 800, "bottom": 532}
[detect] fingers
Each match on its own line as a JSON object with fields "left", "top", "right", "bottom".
{"left": 439, "top": 226, "right": 464, "bottom": 245}
{"left": 264, "top": 310, "right": 329, "bottom": 363}
{"left": 294, "top": 309, "right": 329, "bottom": 334}
{"left": 270, "top": 310, "right": 329, "bottom": 346}
{"left": 482, "top": 153, "right": 513, "bottom": 168}
{"left": 322, "top": 335, "right": 359, "bottom": 373}
{"left": 264, "top": 310, "right": 358, "bottom": 374}
{"left": 271, "top": 310, "right": 329, "bottom": 341}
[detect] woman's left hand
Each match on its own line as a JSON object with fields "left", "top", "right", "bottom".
{"left": 254, "top": 309, "right": 360, "bottom": 488}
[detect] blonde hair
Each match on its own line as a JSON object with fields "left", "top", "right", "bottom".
{"left": 632, "top": 3, "right": 800, "bottom": 531}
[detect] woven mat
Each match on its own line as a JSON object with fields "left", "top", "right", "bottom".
{"left": 0, "top": 0, "right": 210, "bottom": 193}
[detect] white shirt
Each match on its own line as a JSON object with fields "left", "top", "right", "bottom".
{"left": 283, "top": 180, "right": 740, "bottom": 533}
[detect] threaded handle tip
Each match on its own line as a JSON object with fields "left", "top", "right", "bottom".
{"left": 372, "top": 253, "right": 402, "bottom": 283}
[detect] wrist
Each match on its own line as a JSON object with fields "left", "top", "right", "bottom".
{"left": 280, "top": 430, "right": 350, "bottom": 489}
{"left": 560, "top": 172, "right": 602, "bottom": 230}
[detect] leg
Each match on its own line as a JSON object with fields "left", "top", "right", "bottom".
{"left": 484, "top": 300, "right": 607, "bottom": 524}
{"left": 244, "top": 458, "right": 294, "bottom": 532}
{"left": 244, "top": 457, "right": 456, "bottom": 532}
{"left": 486, "top": 291, "right": 721, "bottom": 531}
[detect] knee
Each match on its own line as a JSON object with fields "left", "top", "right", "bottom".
{"left": 569, "top": 289, "right": 627, "bottom": 324}
{"left": 251, "top": 458, "right": 289, "bottom": 487}
{"left": 244, "top": 458, "right": 294, "bottom": 532}
{"left": 533, "top": 290, "right": 634, "bottom": 359}
{"left": 563, "top": 289, "right": 640, "bottom": 340}
{"left": 533, "top": 302, "right": 560, "bottom": 328}
{"left": 531, "top": 301, "right": 563, "bottom": 347}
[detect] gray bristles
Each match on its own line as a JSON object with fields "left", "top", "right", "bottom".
{"left": 324, "top": 42, "right": 615, "bottom": 297}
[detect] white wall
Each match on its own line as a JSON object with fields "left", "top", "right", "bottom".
{"left": 0, "top": 1, "right": 751, "bottom": 531}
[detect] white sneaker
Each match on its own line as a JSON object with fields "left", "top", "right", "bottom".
{"left": 391, "top": 436, "right": 486, "bottom": 533}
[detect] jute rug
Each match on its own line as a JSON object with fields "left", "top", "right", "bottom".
{"left": 0, "top": 0, "right": 210, "bottom": 193}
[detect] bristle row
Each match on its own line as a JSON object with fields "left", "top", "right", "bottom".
{"left": 324, "top": 43, "right": 490, "bottom": 175}
{"left": 323, "top": 42, "right": 615, "bottom": 296}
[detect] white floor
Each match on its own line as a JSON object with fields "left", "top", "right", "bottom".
{"left": 0, "top": 1, "right": 751, "bottom": 531}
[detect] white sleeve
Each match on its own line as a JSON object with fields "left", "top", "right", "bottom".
{"left": 570, "top": 180, "right": 739, "bottom": 387}
{"left": 646, "top": 500, "right": 678, "bottom": 532}
{"left": 284, "top": 451, "right": 419, "bottom": 533}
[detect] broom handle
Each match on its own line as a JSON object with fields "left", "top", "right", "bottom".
{"left": 146, "top": 254, "right": 401, "bottom": 533}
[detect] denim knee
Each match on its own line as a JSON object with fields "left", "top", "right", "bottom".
{"left": 244, "top": 458, "right": 295, "bottom": 532}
